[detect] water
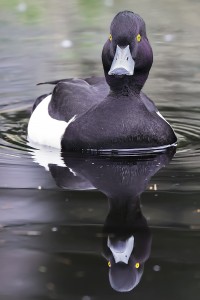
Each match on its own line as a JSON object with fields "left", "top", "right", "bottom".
{"left": 0, "top": 0, "right": 200, "bottom": 299}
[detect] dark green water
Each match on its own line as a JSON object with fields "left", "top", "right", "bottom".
{"left": 0, "top": 0, "right": 200, "bottom": 299}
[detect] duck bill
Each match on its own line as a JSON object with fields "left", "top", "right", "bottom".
{"left": 108, "top": 45, "right": 135, "bottom": 76}
{"left": 107, "top": 236, "right": 134, "bottom": 264}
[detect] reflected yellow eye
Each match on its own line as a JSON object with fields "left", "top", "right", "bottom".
{"left": 109, "top": 34, "right": 112, "bottom": 41}
{"left": 136, "top": 34, "right": 141, "bottom": 42}
{"left": 108, "top": 261, "right": 111, "bottom": 267}
{"left": 135, "top": 262, "right": 140, "bottom": 269}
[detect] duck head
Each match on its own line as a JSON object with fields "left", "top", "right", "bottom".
{"left": 102, "top": 11, "right": 153, "bottom": 94}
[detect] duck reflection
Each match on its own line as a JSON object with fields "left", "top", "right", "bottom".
{"left": 45, "top": 148, "right": 174, "bottom": 292}
{"left": 102, "top": 195, "right": 151, "bottom": 292}
{"left": 29, "top": 145, "right": 175, "bottom": 293}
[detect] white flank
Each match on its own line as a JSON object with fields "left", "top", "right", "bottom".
{"left": 27, "top": 141, "right": 95, "bottom": 190}
{"left": 27, "top": 95, "right": 77, "bottom": 148}
{"left": 30, "top": 144, "right": 77, "bottom": 175}
{"left": 28, "top": 142, "right": 66, "bottom": 171}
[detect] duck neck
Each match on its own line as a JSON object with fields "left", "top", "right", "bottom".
{"left": 105, "top": 69, "right": 149, "bottom": 96}
{"left": 104, "top": 196, "right": 142, "bottom": 234}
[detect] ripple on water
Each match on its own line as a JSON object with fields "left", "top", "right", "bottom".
{"left": 0, "top": 104, "right": 59, "bottom": 189}
{"left": 0, "top": 104, "right": 200, "bottom": 176}
{"left": 159, "top": 106, "right": 200, "bottom": 168}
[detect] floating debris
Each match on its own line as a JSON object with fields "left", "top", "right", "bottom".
{"left": 60, "top": 40, "right": 73, "bottom": 48}
{"left": 153, "top": 265, "right": 161, "bottom": 272}
{"left": 164, "top": 34, "right": 175, "bottom": 42}
{"left": 39, "top": 266, "right": 47, "bottom": 273}
{"left": 51, "top": 227, "right": 58, "bottom": 232}
{"left": 12, "top": 230, "right": 41, "bottom": 236}
{"left": 16, "top": 2, "right": 27, "bottom": 13}
{"left": 38, "top": 185, "right": 42, "bottom": 190}
{"left": 82, "top": 296, "right": 91, "bottom": 300}
{"left": 149, "top": 184, "right": 157, "bottom": 191}
{"left": 104, "top": 0, "right": 114, "bottom": 7}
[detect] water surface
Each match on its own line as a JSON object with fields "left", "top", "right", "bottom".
{"left": 0, "top": 0, "right": 200, "bottom": 299}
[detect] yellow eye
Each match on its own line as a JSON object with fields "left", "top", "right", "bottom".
{"left": 108, "top": 261, "right": 111, "bottom": 267}
{"left": 136, "top": 34, "right": 141, "bottom": 42}
{"left": 135, "top": 262, "right": 140, "bottom": 269}
{"left": 109, "top": 34, "right": 112, "bottom": 41}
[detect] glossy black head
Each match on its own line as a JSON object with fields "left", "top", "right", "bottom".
{"left": 108, "top": 256, "right": 144, "bottom": 292}
{"left": 102, "top": 11, "right": 153, "bottom": 93}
